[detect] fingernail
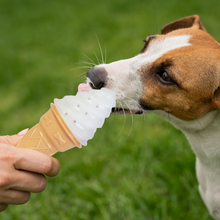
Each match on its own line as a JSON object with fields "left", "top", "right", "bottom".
{"left": 18, "top": 128, "right": 29, "bottom": 135}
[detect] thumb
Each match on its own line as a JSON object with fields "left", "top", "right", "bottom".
{"left": 0, "top": 129, "right": 29, "bottom": 146}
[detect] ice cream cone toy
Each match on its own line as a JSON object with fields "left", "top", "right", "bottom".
{"left": 17, "top": 87, "right": 116, "bottom": 156}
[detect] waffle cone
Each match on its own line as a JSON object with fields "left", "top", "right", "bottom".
{"left": 17, "top": 104, "right": 81, "bottom": 156}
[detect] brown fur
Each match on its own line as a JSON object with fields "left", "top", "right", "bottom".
{"left": 139, "top": 27, "right": 220, "bottom": 120}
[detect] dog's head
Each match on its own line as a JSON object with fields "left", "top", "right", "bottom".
{"left": 86, "top": 15, "right": 220, "bottom": 121}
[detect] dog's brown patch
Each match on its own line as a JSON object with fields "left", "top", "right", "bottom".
{"left": 139, "top": 29, "right": 220, "bottom": 120}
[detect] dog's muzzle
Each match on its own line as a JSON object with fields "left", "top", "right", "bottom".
{"left": 86, "top": 67, "right": 108, "bottom": 89}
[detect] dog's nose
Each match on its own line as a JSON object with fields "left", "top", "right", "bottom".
{"left": 86, "top": 67, "right": 107, "bottom": 89}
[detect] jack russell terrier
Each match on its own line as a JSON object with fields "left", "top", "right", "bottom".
{"left": 84, "top": 15, "right": 220, "bottom": 219}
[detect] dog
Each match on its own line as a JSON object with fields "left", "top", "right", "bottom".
{"left": 85, "top": 15, "right": 220, "bottom": 219}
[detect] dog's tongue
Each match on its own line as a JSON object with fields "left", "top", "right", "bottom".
{"left": 78, "top": 83, "right": 90, "bottom": 92}
{"left": 129, "top": 110, "right": 138, "bottom": 114}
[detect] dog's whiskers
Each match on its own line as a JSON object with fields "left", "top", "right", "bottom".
{"left": 93, "top": 52, "right": 101, "bottom": 65}
{"left": 95, "top": 35, "right": 105, "bottom": 64}
{"left": 71, "top": 54, "right": 97, "bottom": 84}
{"left": 70, "top": 66, "right": 93, "bottom": 72}
{"left": 104, "top": 45, "right": 107, "bottom": 64}
{"left": 76, "top": 71, "right": 87, "bottom": 79}
{"left": 122, "top": 100, "right": 134, "bottom": 141}
{"left": 77, "top": 73, "right": 87, "bottom": 80}
{"left": 81, "top": 53, "right": 97, "bottom": 66}
{"left": 116, "top": 101, "right": 127, "bottom": 138}
{"left": 75, "top": 74, "right": 87, "bottom": 85}
{"left": 73, "top": 37, "right": 108, "bottom": 85}
{"left": 123, "top": 96, "right": 141, "bottom": 109}
{"left": 78, "top": 60, "right": 96, "bottom": 67}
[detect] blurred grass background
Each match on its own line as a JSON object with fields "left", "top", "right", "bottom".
{"left": 0, "top": 0, "right": 219, "bottom": 219}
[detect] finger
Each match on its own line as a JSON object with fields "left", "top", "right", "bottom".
{"left": 0, "top": 129, "right": 28, "bottom": 146}
{"left": 0, "top": 204, "right": 8, "bottom": 212}
{"left": 14, "top": 148, "right": 60, "bottom": 177}
{"left": 17, "top": 129, "right": 29, "bottom": 136}
{"left": 0, "top": 135, "right": 23, "bottom": 146}
{"left": 1, "top": 189, "right": 30, "bottom": 205}
{"left": 10, "top": 170, "right": 47, "bottom": 193}
{"left": 45, "top": 157, "right": 60, "bottom": 177}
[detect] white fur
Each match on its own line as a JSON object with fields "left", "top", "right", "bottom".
{"left": 88, "top": 34, "right": 220, "bottom": 218}
{"left": 155, "top": 109, "right": 220, "bottom": 219}
{"left": 95, "top": 35, "right": 192, "bottom": 110}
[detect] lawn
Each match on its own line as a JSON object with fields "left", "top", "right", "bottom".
{"left": 1, "top": 0, "right": 220, "bottom": 219}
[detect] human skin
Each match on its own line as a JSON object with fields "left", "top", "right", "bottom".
{"left": 0, "top": 129, "right": 60, "bottom": 211}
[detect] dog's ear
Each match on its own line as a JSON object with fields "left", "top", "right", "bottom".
{"left": 213, "top": 86, "right": 220, "bottom": 109}
{"left": 161, "top": 15, "right": 207, "bottom": 35}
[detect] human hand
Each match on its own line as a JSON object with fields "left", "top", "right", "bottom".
{"left": 0, "top": 129, "right": 60, "bottom": 211}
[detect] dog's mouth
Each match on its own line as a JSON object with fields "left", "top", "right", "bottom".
{"left": 78, "top": 83, "right": 144, "bottom": 115}
{"left": 112, "top": 107, "right": 143, "bottom": 115}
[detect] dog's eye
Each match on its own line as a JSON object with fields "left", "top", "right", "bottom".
{"left": 158, "top": 71, "right": 175, "bottom": 84}
{"left": 161, "top": 72, "right": 172, "bottom": 82}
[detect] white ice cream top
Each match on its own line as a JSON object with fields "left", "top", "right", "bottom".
{"left": 54, "top": 88, "right": 116, "bottom": 146}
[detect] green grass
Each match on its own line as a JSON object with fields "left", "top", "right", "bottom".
{"left": 0, "top": 0, "right": 219, "bottom": 219}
